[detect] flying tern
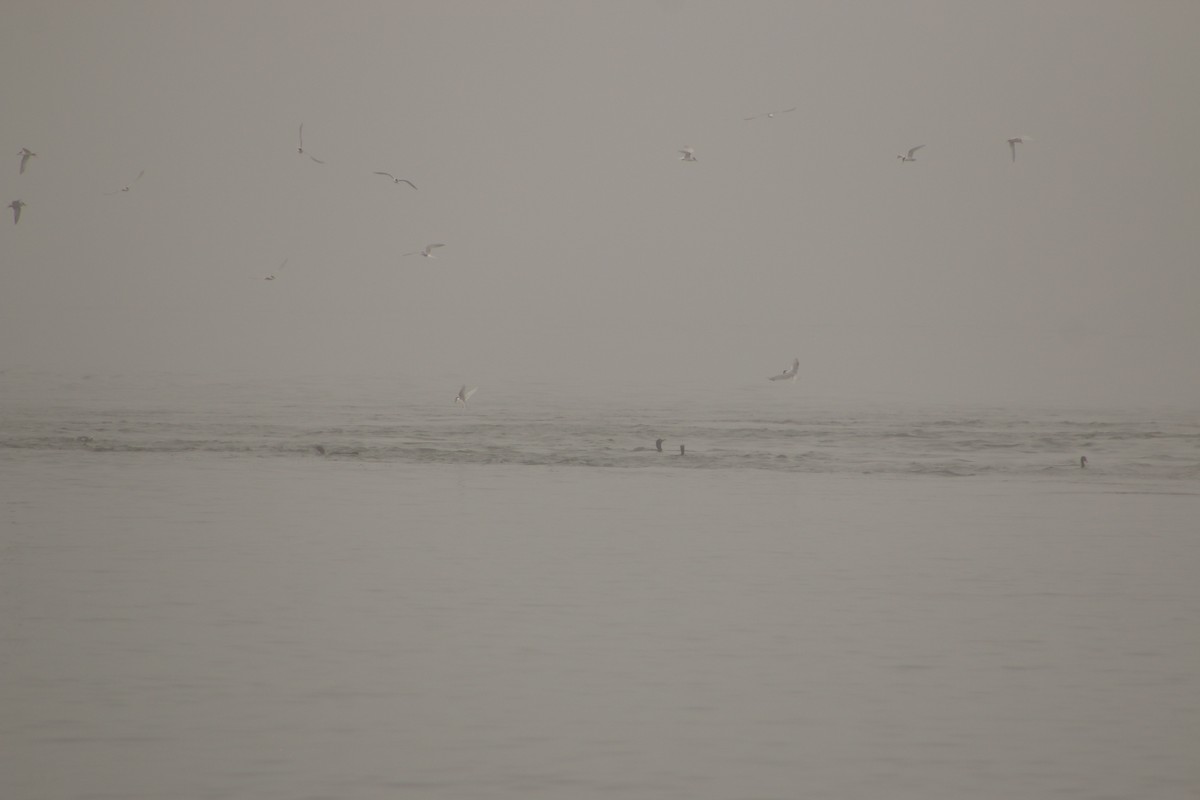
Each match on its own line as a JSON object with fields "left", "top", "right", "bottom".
{"left": 373, "top": 172, "right": 417, "bottom": 189}
{"left": 897, "top": 145, "right": 925, "bottom": 162}
{"left": 1007, "top": 136, "right": 1031, "bottom": 162}
{"left": 264, "top": 257, "right": 287, "bottom": 281}
{"left": 18, "top": 148, "right": 36, "bottom": 174}
{"left": 768, "top": 358, "right": 800, "bottom": 382}
{"left": 679, "top": 146, "right": 697, "bottom": 162}
{"left": 105, "top": 170, "right": 145, "bottom": 195}
{"left": 455, "top": 385, "right": 478, "bottom": 407}
{"left": 8, "top": 200, "right": 26, "bottom": 224}
{"left": 403, "top": 244, "right": 445, "bottom": 258}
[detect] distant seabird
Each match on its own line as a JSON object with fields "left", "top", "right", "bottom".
{"left": 679, "top": 146, "right": 697, "bottom": 162}
{"left": 1007, "top": 136, "right": 1031, "bottom": 162}
{"left": 264, "top": 257, "right": 287, "bottom": 281}
{"left": 299, "top": 125, "right": 326, "bottom": 162}
{"left": 897, "top": 145, "right": 925, "bottom": 162}
{"left": 744, "top": 107, "right": 796, "bottom": 121}
{"left": 657, "top": 438, "right": 665, "bottom": 452}
{"left": 105, "top": 170, "right": 144, "bottom": 195}
{"left": 8, "top": 200, "right": 26, "bottom": 224}
{"left": 403, "top": 244, "right": 445, "bottom": 258}
{"left": 679, "top": 444, "right": 685, "bottom": 456}
{"left": 1080, "top": 456, "right": 1088, "bottom": 469}
{"left": 768, "top": 358, "right": 800, "bottom": 382}
{"left": 18, "top": 148, "right": 36, "bottom": 174}
{"left": 373, "top": 172, "right": 418, "bottom": 189}
{"left": 455, "top": 385, "right": 477, "bottom": 407}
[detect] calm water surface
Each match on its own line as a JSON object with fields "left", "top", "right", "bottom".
{"left": 2, "top": 374, "right": 1198, "bottom": 799}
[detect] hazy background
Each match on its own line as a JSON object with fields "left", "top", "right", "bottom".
{"left": 3, "top": 0, "right": 1199, "bottom": 407}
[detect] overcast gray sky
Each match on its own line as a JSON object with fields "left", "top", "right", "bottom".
{"left": 2, "top": 1, "right": 1198, "bottom": 406}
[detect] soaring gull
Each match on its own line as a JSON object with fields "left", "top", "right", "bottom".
{"left": 18, "top": 148, "right": 36, "bottom": 174}
{"left": 373, "top": 172, "right": 418, "bottom": 189}
{"left": 8, "top": 199, "right": 26, "bottom": 224}
{"left": 897, "top": 144, "right": 925, "bottom": 162}
{"left": 679, "top": 146, "right": 697, "bottom": 162}
{"left": 768, "top": 358, "right": 800, "bottom": 382}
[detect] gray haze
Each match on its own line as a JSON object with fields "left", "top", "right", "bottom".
{"left": 3, "top": 1, "right": 1200, "bottom": 406}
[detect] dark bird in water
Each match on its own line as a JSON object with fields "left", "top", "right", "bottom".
{"left": 313, "top": 445, "right": 326, "bottom": 456}
{"left": 656, "top": 438, "right": 664, "bottom": 452}
{"left": 1080, "top": 456, "right": 1088, "bottom": 468}
{"left": 679, "top": 444, "right": 685, "bottom": 456}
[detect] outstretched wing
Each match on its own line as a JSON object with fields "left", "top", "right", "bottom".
{"left": 907, "top": 145, "right": 925, "bottom": 158}
{"left": 373, "top": 171, "right": 395, "bottom": 180}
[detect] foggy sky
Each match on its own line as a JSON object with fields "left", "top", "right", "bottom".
{"left": 2, "top": 1, "right": 1198, "bottom": 407}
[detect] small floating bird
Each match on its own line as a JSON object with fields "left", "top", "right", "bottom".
{"left": 1007, "top": 136, "right": 1031, "bottom": 162}
{"left": 679, "top": 146, "right": 697, "bottom": 162}
{"left": 403, "top": 244, "right": 445, "bottom": 258}
{"left": 8, "top": 200, "right": 26, "bottom": 224}
{"left": 1080, "top": 456, "right": 1088, "bottom": 469}
{"left": 373, "top": 172, "right": 417, "bottom": 189}
{"left": 105, "top": 170, "right": 144, "bottom": 195}
{"left": 455, "top": 385, "right": 478, "bottom": 407}
{"left": 744, "top": 107, "right": 796, "bottom": 121}
{"left": 18, "top": 148, "right": 36, "bottom": 174}
{"left": 679, "top": 444, "right": 686, "bottom": 456}
{"left": 897, "top": 145, "right": 925, "bottom": 162}
{"left": 768, "top": 358, "right": 800, "bottom": 382}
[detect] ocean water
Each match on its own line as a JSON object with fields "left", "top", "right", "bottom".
{"left": 2, "top": 373, "right": 1198, "bottom": 800}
